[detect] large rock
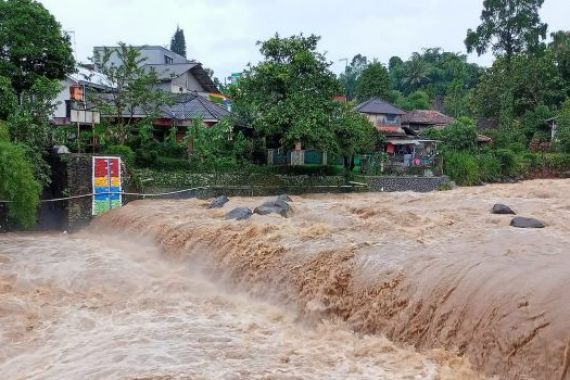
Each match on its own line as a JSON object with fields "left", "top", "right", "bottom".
{"left": 510, "top": 216, "right": 545, "bottom": 229}
{"left": 254, "top": 200, "right": 292, "bottom": 218}
{"left": 225, "top": 207, "right": 253, "bottom": 221}
{"left": 209, "top": 195, "right": 229, "bottom": 209}
{"left": 492, "top": 203, "right": 516, "bottom": 215}
{"left": 277, "top": 194, "right": 293, "bottom": 202}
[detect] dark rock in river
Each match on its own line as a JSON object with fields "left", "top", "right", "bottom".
{"left": 254, "top": 200, "right": 292, "bottom": 218}
{"left": 492, "top": 203, "right": 516, "bottom": 215}
{"left": 277, "top": 194, "right": 293, "bottom": 202}
{"left": 225, "top": 207, "right": 253, "bottom": 221}
{"left": 510, "top": 216, "right": 545, "bottom": 229}
{"left": 209, "top": 195, "right": 229, "bottom": 209}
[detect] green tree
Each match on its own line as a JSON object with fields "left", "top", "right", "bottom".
{"left": 0, "top": 140, "right": 41, "bottom": 229}
{"left": 170, "top": 26, "right": 187, "bottom": 57}
{"left": 440, "top": 117, "right": 478, "bottom": 152}
{"left": 401, "top": 53, "right": 432, "bottom": 94}
{"left": 339, "top": 54, "right": 368, "bottom": 100}
{"left": 395, "top": 90, "right": 431, "bottom": 111}
{"left": 330, "top": 102, "right": 377, "bottom": 176}
{"left": 473, "top": 51, "right": 565, "bottom": 118}
{"left": 354, "top": 61, "right": 393, "bottom": 102}
{"left": 0, "top": 0, "right": 74, "bottom": 96}
{"left": 0, "top": 76, "right": 16, "bottom": 119}
{"left": 92, "top": 43, "right": 171, "bottom": 145}
{"left": 555, "top": 100, "right": 570, "bottom": 153}
{"left": 465, "top": 0, "right": 548, "bottom": 67}
{"left": 550, "top": 31, "right": 570, "bottom": 93}
{"left": 229, "top": 34, "right": 340, "bottom": 150}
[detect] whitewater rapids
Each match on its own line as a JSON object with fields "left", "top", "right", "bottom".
{"left": 4, "top": 179, "right": 570, "bottom": 379}
{"left": 0, "top": 234, "right": 475, "bottom": 379}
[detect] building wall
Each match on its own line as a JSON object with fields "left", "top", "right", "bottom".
{"left": 51, "top": 79, "right": 72, "bottom": 119}
{"left": 94, "top": 46, "right": 188, "bottom": 68}
{"left": 171, "top": 71, "right": 206, "bottom": 93}
{"left": 366, "top": 113, "right": 402, "bottom": 126}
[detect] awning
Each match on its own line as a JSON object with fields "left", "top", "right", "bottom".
{"left": 386, "top": 139, "right": 420, "bottom": 146}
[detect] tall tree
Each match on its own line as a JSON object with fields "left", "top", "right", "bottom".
{"left": 170, "top": 26, "right": 187, "bottom": 57}
{"left": 0, "top": 0, "right": 74, "bottom": 96}
{"left": 229, "top": 34, "right": 341, "bottom": 150}
{"left": 550, "top": 31, "right": 570, "bottom": 92}
{"left": 465, "top": 0, "right": 548, "bottom": 67}
{"left": 339, "top": 54, "right": 368, "bottom": 100}
{"left": 92, "top": 44, "right": 171, "bottom": 145}
{"left": 354, "top": 61, "right": 393, "bottom": 102}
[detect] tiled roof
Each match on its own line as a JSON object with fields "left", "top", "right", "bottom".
{"left": 401, "top": 110, "right": 454, "bottom": 126}
{"left": 162, "top": 93, "right": 229, "bottom": 121}
{"left": 355, "top": 98, "right": 406, "bottom": 115}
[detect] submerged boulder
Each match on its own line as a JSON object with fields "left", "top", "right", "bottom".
{"left": 225, "top": 207, "right": 253, "bottom": 221}
{"left": 277, "top": 194, "right": 293, "bottom": 202}
{"left": 510, "top": 216, "right": 545, "bottom": 229}
{"left": 492, "top": 203, "right": 516, "bottom": 215}
{"left": 209, "top": 195, "right": 229, "bottom": 209}
{"left": 254, "top": 200, "right": 292, "bottom": 218}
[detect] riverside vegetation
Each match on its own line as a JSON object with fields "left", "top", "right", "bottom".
{"left": 2, "top": 0, "right": 570, "bottom": 228}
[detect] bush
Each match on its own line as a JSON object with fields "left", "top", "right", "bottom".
{"left": 153, "top": 157, "right": 194, "bottom": 171}
{"left": 135, "top": 149, "right": 158, "bottom": 167}
{"left": 0, "top": 120, "right": 9, "bottom": 142}
{"left": 444, "top": 152, "right": 480, "bottom": 186}
{"left": 495, "top": 149, "right": 521, "bottom": 177}
{"left": 0, "top": 141, "right": 41, "bottom": 228}
{"left": 157, "top": 142, "right": 187, "bottom": 159}
{"left": 477, "top": 153, "right": 501, "bottom": 182}
{"left": 103, "top": 145, "right": 135, "bottom": 166}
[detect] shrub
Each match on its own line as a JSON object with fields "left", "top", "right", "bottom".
{"left": 477, "top": 153, "right": 501, "bottom": 182}
{"left": 444, "top": 152, "right": 480, "bottom": 186}
{"left": 153, "top": 157, "right": 194, "bottom": 171}
{"left": 0, "top": 141, "right": 41, "bottom": 228}
{"left": 495, "top": 148, "right": 521, "bottom": 177}
{"left": 157, "top": 142, "right": 187, "bottom": 159}
{"left": 135, "top": 149, "right": 158, "bottom": 167}
{"left": 0, "top": 120, "right": 9, "bottom": 142}
{"left": 103, "top": 145, "right": 135, "bottom": 166}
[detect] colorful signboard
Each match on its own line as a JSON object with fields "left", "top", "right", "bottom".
{"left": 92, "top": 156, "right": 122, "bottom": 216}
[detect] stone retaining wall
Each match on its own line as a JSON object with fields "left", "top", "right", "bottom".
{"left": 366, "top": 176, "right": 450, "bottom": 192}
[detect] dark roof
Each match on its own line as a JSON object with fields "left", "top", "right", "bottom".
{"left": 142, "top": 63, "right": 218, "bottom": 93}
{"left": 401, "top": 110, "right": 454, "bottom": 126}
{"left": 355, "top": 98, "right": 406, "bottom": 115}
{"left": 143, "top": 63, "right": 197, "bottom": 80}
{"left": 162, "top": 93, "right": 229, "bottom": 121}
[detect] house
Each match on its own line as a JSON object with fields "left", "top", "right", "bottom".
{"left": 50, "top": 64, "right": 115, "bottom": 128}
{"left": 93, "top": 45, "right": 219, "bottom": 97}
{"left": 356, "top": 98, "right": 439, "bottom": 172}
{"left": 401, "top": 110, "right": 454, "bottom": 132}
{"left": 142, "top": 63, "right": 218, "bottom": 96}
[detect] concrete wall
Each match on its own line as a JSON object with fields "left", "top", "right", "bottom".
{"left": 366, "top": 176, "right": 450, "bottom": 192}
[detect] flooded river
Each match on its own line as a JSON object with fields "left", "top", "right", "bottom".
{"left": 4, "top": 179, "right": 570, "bottom": 379}
{"left": 0, "top": 234, "right": 473, "bottom": 379}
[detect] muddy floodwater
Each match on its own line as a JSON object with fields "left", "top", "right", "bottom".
{"left": 3, "top": 179, "right": 570, "bottom": 379}
{"left": 0, "top": 235, "right": 475, "bottom": 379}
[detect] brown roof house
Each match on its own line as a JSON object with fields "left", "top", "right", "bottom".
{"left": 401, "top": 110, "right": 455, "bottom": 132}
{"left": 356, "top": 99, "right": 439, "bottom": 173}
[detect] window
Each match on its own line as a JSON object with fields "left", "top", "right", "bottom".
{"left": 164, "top": 55, "right": 173, "bottom": 64}
{"left": 385, "top": 115, "right": 398, "bottom": 125}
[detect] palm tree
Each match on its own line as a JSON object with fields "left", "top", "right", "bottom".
{"left": 402, "top": 53, "right": 431, "bottom": 93}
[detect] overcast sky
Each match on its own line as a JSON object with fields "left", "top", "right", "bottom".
{"left": 39, "top": 0, "right": 569, "bottom": 81}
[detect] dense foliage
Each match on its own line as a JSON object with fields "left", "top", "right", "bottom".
{"left": 230, "top": 34, "right": 341, "bottom": 150}
{"left": 170, "top": 26, "right": 187, "bottom": 57}
{"left": 0, "top": 140, "right": 41, "bottom": 228}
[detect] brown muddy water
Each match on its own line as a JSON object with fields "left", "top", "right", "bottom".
{"left": 3, "top": 179, "right": 570, "bottom": 379}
